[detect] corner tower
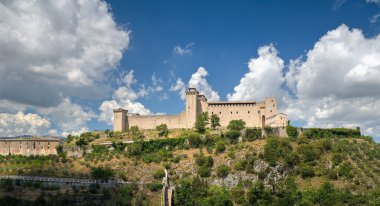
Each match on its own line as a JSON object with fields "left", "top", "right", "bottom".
{"left": 185, "top": 88, "right": 199, "bottom": 128}
{"left": 113, "top": 108, "right": 128, "bottom": 132}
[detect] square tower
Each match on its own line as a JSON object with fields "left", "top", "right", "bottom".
{"left": 113, "top": 108, "right": 128, "bottom": 131}
{"left": 185, "top": 88, "right": 199, "bottom": 128}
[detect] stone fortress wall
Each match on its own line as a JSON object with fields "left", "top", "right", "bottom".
{"left": 114, "top": 88, "right": 288, "bottom": 131}
{"left": 0, "top": 137, "right": 61, "bottom": 156}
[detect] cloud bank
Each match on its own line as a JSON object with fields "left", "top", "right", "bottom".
{"left": 228, "top": 24, "right": 380, "bottom": 137}
{"left": 0, "top": 0, "right": 129, "bottom": 136}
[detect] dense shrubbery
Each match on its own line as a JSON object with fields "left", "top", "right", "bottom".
{"left": 303, "top": 128, "right": 361, "bottom": 139}
{"left": 187, "top": 133, "right": 202, "bottom": 148}
{"left": 173, "top": 175, "right": 380, "bottom": 206}
{"left": 286, "top": 124, "right": 298, "bottom": 140}
{"left": 174, "top": 176, "right": 233, "bottom": 206}
{"left": 90, "top": 167, "right": 114, "bottom": 180}
{"left": 263, "top": 137, "right": 293, "bottom": 166}
{"left": 224, "top": 130, "right": 240, "bottom": 144}
{"left": 299, "top": 164, "right": 315, "bottom": 178}
{"left": 195, "top": 154, "right": 214, "bottom": 178}
{"left": 74, "top": 132, "right": 100, "bottom": 146}
{"left": 244, "top": 128, "right": 261, "bottom": 141}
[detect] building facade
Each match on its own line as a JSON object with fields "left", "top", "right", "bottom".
{"left": 0, "top": 137, "right": 61, "bottom": 156}
{"left": 114, "top": 88, "right": 287, "bottom": 131}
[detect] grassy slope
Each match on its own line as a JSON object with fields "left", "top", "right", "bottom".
{"left": 1, "top": 129, "right": 380, "bottom": 204}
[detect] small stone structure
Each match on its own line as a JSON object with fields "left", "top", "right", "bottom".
{"left": 114, "top": 88, "right": 287, "bottom": 131}
{"left": 0, "top": 137, "right": 61, "bottom": 156}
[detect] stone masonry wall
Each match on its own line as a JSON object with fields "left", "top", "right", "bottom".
{"left": 0, "top": 139, "right": 60, "bottom": 156}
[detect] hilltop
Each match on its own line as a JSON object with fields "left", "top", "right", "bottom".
{"left": 0, "top": 125, "right": 379, "bottom": 205}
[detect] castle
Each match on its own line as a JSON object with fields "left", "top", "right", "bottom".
{"left": 113, "top": 88, "right": 287, "bottom": 131}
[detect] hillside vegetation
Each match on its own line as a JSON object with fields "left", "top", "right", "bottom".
{"left": 0, "top": 121, "right": 379, "bottom": 205}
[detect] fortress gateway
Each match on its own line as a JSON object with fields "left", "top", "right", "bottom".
{"left": 113, "top": 88, "right": 287, "bottom": 131}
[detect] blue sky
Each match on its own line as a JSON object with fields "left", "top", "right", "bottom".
{"left": 94, "top": 0, "right": 380, "bottom": 127}
{"left": 0, "top": 0, "right": 380, "bottom": 140}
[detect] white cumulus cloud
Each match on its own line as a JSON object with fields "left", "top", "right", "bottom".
{"left": 0, "top": 112, "right": 51, "bottom": 137}
{"left": 227, "top": 44, "right": 284, "bottom": 101}
{"left": 171, "top": 67, "right": 220, "bottom": 101}
{"left": 99, "top": 71, "right": 153, "bottom": 125}
{"left": 0, "top": 0, "right": 130, "bottom": 107}
{"left": 38, "top": 98, "right": 96, "bottom": 136}
{"left": 188, "top": 67, "right": 220, "bottom": 101}
{"left": 284, "top": 24, "right": 380, "bottom": 137}
{"left": 0, "top": 0, "right": 130, "bottom": 136}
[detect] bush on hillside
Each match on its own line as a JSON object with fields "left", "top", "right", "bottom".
{"left": 91, "top": 167, "right": 114, "bottom": 180}
{"left": 216, "top": 165, "right": 230, "bottom": 178}
{"left": 297, "top": 144, "right": 321, "bottom": 162}
{"left": 286, "top": 125, "right": 298, "bottom": 140}
{"left": 153, "top": 169, "right": 165, "bottom": 180}
{"left": 156, "top": 124, "right": 169, "bottom": 137}
{"left": 244, "top": 128, "right": 261, "bottom": 141}
{"left": 215, "top": 141, "right": 226, "bottom": 154}
{"left": 225, "top": 130, "right": 240, "bottom": 144}
{"left": 263, "top": 137, "right": 293, "bottom": 166}
{"left": 198, "top": 165, "right": 212, "bottom": 178}
{"left": 299, "top": 164, "right": 315, "bottom": 178}
{"left": 188, "top": 133, "right": 202, "bottom": 148}
{"left": 227, "top": 120, "right": 246, "bottom": 131}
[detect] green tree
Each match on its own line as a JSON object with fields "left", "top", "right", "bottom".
{"left": 227, "top": 120, "right": 246, "bottom": 131}
{"left": 216, "top": 165, "right": 229, "bottom": 178}
{"left": 195, "top": 112, "right": 209, "bottom": 133}
{"left": 129, "top": 126, "right": 145, "bottom": 140}
{"left": 210, "top": 114, "right": 221, "bottom": 130}
{"left": 75, "top": 137, "right": 88, "bottom": 147}
{"left": 202, "top": 186, "right": 233, "bottom": 206}
{"left": 156, "top": 124, "right": 169, "bottom": 137}
{"left": 286, "top": 123, "right": 298, "bottom": 140}
{"left": 66, "top": 134, "right": 75, "bottom": 143}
